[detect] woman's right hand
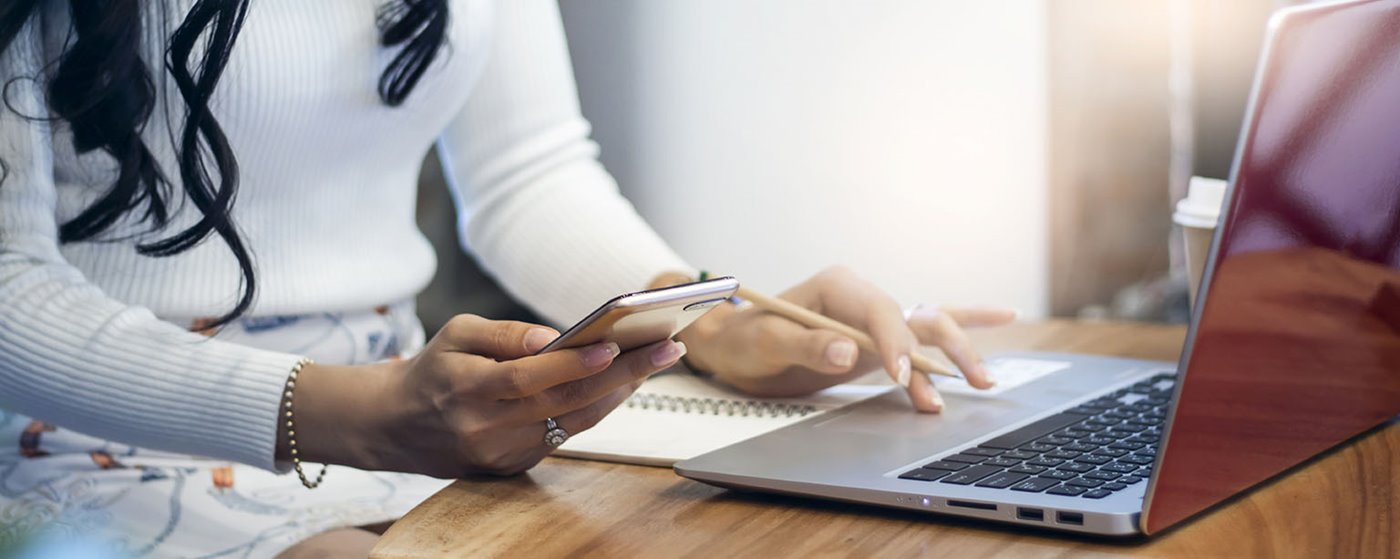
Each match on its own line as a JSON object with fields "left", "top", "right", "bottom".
{"left": 289, "top": 314, "right": 685, "bottom": 478}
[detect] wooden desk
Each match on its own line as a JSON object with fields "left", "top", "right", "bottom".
{"left": 372, "top": 321, "right": 1398, "bottom": 558}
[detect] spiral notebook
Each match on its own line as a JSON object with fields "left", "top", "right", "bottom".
{"left": 555, "top": 371, "right": 892, "bottom": 467}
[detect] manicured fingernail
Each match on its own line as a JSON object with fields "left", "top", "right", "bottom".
{"left": 925, "top": 381, "right": 945, "bottom": 412}
{"left": 582, "top": 342, "right": 620, "bottom": 368}
{"left": 524, "top": 328, "right": 556, "bottom": 353}
{"left": 826, "top": 339, "right": 857, "bottom": 368}
{"left": 651, "top": 340, "right": 686, "bottom": 367}
{"left": 895, "top": 355, "right": 912, "bottom": 388}
{"left": 980, "top": 362, "right": 997, "bottom": 387}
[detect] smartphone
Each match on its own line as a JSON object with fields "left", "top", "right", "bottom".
{"left": 536, "top": 276, "right": 740, "bottom": 354}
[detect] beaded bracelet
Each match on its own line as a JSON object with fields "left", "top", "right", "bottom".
{"left": 283, "top": 358, "right": 328, "bottom": 489}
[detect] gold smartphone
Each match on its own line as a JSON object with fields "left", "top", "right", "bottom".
{"left": 536, "top": 276, "right": 740, "bottom": 354}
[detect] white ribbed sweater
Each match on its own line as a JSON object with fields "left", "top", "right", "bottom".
{"left": 0, "top": 0, "right": 690, "bottom": 471}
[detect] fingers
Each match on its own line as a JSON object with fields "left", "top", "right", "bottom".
{"left": 908, "top": 307, "right": 996, "bottom": 389}
{"left": 866, "top": 299, "right": 916, "bottom": 385}
{"left": 550, "top": 380, "right": 638, "bottom": 443}
{"left": 864, "top": 296, "right": 938, "bottom": 410}
{"left": 435, "top": 314, "right": 559, "bottom": 359}
{"left": 510, "top": 340, "right": 686, "bottom": 420}
{"left": 505, "top": 381, "right": 642, "bottom": 472}
{"left": 939, "top": 306, "right": 1020, "bottom": 328}
{"left": 907, "top": 371, "right": 946, "bottom": 413}
{"left": 758, "top": 317, "right": 859, "bottom": 375}
{"left": 479, "top": 341, "right": 623, "bottom": 399}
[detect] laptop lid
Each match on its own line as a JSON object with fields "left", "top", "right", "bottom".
{"left": 1142, "top": 0, "right": 1400, "bottom": 534}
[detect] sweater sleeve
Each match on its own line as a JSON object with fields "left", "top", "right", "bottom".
{"left": 435, "top": 0, "right": 694, "bottom": 327}
{"left": 0, "top": 17, "right": 301, "bottom": 472}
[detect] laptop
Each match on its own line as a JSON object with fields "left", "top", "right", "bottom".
{"left": 676, "top": 0, "right": 1400, "bottom": 536}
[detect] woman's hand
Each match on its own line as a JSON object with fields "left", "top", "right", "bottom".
{"left": 673, "top": 266, "right": 1017, "bottom": 413}
{"left": 287, "top": 314, "right": 685, "bottom": 478}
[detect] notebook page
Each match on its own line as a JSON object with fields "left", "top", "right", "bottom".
{"left": 555, "top": 373, "right": 891, "bottom": 466}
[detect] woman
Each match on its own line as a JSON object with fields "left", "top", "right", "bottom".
{"left": 0, "top": 1, "right": 1012, "bottom": 556}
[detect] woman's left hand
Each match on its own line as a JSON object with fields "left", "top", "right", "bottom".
{"left": 669, "top": 266, "right": 1018, "bottom": 413}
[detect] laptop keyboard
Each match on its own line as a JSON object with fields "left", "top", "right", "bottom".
{"left": 898, "top": 373, "right": 1175, "bottom": 500}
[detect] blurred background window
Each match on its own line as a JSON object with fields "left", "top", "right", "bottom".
{"left": 414, "top": 0, "right": 1315, "bottom": 333}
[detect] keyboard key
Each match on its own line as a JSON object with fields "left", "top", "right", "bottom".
{"left": 1065, "top": 477, "right": 1105, "bottom": 488}
{"left": 1104, "top": 482, "right": 1128, "bottom": 491}
{"left": 1074, "top": 455, "right": 1113, "bottom": 465}
{"left": 944, "top": 454, "right": 988, "bottom": 464}
{"left": 1100, "top": 463, "right": 1139, "bottom": 474}
{"left": 1109, "top": 441, "right": 1147, "bottom": 451}
{"left": 975, "top": 472, "right": 1030, "bottom": 489}
{"left": 1027, "top": 457, "right": 1065, "bottom": 467}
{"left": 1083, "top": 470, "right": 1122, "bottom": 481}
{"left": 1119, "top": 455, "right": 1155, "bottom": 466}
{"left": 1057, "top": 462, "right": 1094, "bottom": 473}
{"left": 962, "top": 447, "right": 1004, "bottom": 457}
{"left": 1082, "top": 489, "right": 1113, "bottom": 499}
{"left": 939, "top": 465, "right": 1005, "bottom": 485}
{"left": 923, "top": 460, "right": 970, "bottom": 471}
{"left": 982, "top": 457, "right": 1022, "bottom": 468}
{"left": 1044, "top": 450, "right": 1081, "bottom": 460}
{"left": 1081, "top": 435, "right": 1116, "bottom": 445}
{"left": 1041, "top": 469, "right": 1076, "bottom": 480}
{"left": 1133, "top": 449, "right": 1158, "bottom": 458}
{"left": 1046, "top": 485, "right": 1087, "bottom": 496}
{"left": 1119, "top": 476, "right": 1145, "bottom": 484}
{"left": 1092, "top": 448, "right": 1129, "bottom": 458}
{"left": 899, "top": 468, "right": 952, "bottom": 481}
{"left": 1038, "top": 435, "right": 1074, "bottom": 446}
{"left": 1002, "top": 450, "right": 1038, "bottom": 460}
{"left": 1060, "top": 428, "right": 1093, "bottom": 439}
{"left": 1019, "top": 442, "right": 1057, "bottom": 453}
{"left": 1010, "top": 477, "right": 1061, "bottom": 493}
{"left": 1009, "top": 464, "right": 1048, "bottom": 475}
{"left": 1062, "top": 443, "right": 1098, "bottom": 452}
{"left": 980, "top": 413, "right": 1087, "bottom": 450}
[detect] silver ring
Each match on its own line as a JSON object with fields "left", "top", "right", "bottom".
{"left": 904, "top": 303, "right": 940, "bottom": 322}
{"left": 543, "top": 417, "right": 570, "bottom": 447}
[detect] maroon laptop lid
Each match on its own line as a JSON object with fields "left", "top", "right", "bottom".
{"left": 1142, "top": 0, "right": 1400, "bottom": 534}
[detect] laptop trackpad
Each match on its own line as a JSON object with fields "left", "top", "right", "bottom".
{"left": 812, "top": 392, "right": 1041, "bottom": 439}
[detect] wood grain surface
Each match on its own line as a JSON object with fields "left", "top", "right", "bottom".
{"left": 372, "top": 321, "right": 1398, "bottom": 558}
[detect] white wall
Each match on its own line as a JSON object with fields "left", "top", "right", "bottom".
{"left": 561, "top": 1, "right": 1050, "bottom": 316}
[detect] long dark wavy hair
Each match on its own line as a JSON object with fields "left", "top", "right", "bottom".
{"left": 0, "top": 0, "right": 449, "bottom": 327}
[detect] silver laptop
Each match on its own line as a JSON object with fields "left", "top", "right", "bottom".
{"left": 677, "top": 0, "right": 1400, "bottom": 536}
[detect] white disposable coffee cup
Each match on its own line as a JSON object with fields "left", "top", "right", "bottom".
{"left": 1174, "top": 176, "right": 1227, "bottom": 306}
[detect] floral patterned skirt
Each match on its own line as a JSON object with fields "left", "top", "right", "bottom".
{"left": 0, "top": 302, "right": 453, "bottom": 558}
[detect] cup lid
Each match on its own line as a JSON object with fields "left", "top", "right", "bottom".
{"left": 1174, "top": 176, "right": 1227, "bottom": 225}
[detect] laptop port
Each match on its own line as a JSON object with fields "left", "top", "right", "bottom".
{"left": 1057, "top": 511, "right": 1084, "bottom": 525}
{"left": 1016, "top": 508, "right": 1044, "bottom": 521}
{"left": 946, "top": 500, "right": 997, "bottom": 511}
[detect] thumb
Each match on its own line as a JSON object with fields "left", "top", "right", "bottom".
{"left": 777, "top": 325, "right": 860, "bottom": 375}
{"left": 432, "top": 315, "right": 559, "bottom": 360}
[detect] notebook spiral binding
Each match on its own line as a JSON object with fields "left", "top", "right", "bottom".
{"left": 625, "top": 393, "right": 819, "bottom": 418}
